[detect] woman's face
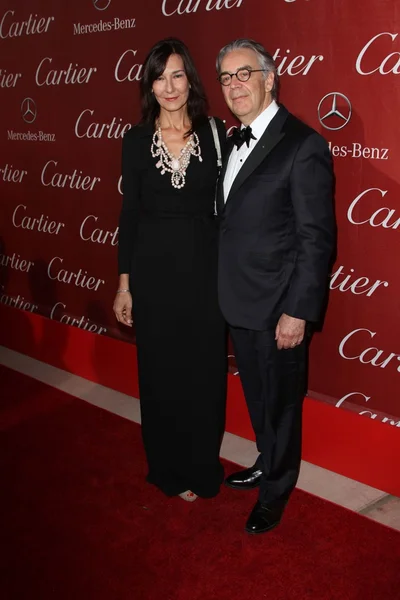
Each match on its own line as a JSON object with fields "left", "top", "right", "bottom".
{"left": 152, "top": 53, "right": 190, "bottom": 114}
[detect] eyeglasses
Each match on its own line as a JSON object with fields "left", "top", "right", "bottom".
{"left": 217, "top": 67, "right": 266, "bottom": 86}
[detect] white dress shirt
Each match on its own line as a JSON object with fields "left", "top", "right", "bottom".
{"left": 223, "top": 100, "right": 280, "bottom": 202}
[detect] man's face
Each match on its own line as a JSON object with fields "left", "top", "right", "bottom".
{"left": 219, "top": 48, "right": 274, "bottom": 125}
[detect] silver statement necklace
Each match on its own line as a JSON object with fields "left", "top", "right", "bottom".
{"left": 151, "top": 121, "right": 202, "bottom": 189}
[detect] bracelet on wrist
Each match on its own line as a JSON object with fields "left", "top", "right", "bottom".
{"left": 116, "top": 289, "right": 130, "bottom": 294}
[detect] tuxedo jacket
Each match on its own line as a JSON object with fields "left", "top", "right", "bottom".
{"left": 217, "top": 105, "right": 335, "bottom": 331}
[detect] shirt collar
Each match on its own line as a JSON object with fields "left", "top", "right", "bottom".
{"left": 241, "top": 100, "right": 279, "bottom": 141}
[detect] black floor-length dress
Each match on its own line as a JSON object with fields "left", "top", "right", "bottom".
{"left": 118, "top": 118, "right": 227, "bottom": 497}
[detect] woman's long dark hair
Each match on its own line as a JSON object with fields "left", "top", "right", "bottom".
{"left": 140, "top": 38, "right": 209, "bottom": 136}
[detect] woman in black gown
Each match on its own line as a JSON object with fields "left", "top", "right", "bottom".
{"left": 113, "top": 39, "right": 227, "bottom": 502}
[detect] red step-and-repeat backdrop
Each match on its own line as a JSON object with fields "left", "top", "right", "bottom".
{"left": 0, "top": 0, "right": 399, "bottom": 428}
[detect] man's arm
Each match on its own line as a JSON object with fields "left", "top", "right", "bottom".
{"left": 282, "top": 131, "right": 335, "bottom": 323}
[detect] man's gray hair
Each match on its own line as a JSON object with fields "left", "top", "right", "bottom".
{"left": 216, "top": 39, "right": 279, "bottom": 100}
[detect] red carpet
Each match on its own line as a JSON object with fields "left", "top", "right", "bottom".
{"left": 2, "top": 304, "right": 400, "bottom": 497}
{"left": 1, "top": 364, "right": 399, "bottom": 600}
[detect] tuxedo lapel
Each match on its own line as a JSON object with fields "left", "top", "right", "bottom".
{"left": 226, "top": 106, "right": 289, "bottom": 205}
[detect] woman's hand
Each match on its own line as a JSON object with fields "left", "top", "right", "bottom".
{"left": 113, "top": 291, "right": 133, "bottom": 327}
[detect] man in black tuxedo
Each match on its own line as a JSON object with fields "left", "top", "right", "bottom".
{"left": 216, "top": 39, "right": 335, "bottom": 534}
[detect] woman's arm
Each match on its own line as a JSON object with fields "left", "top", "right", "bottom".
{"left": 118, "top": 127, "right": 141, "bottom": 276}
{"left": 114, "top": 127, "right": 141, "bottom": 327}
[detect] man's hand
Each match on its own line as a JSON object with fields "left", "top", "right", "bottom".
{"left": 113, "top": 291, "right": 133, "bottom": 328}
{"left": 275, "top": 313, "right": 306, "bottom": 350}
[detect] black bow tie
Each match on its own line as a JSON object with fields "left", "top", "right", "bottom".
{"left": 231, "top": 125, "right": 256, "bottom": 149}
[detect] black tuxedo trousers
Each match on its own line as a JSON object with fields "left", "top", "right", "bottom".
{"left": 230, "top": 326, "right": 306, "bottom": 504}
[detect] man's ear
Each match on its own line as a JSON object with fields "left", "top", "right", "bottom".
{"left": 264, "top": 71, "right": 274, "bottom": 94}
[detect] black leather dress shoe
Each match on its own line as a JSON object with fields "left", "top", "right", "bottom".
{"left": 224, "top": 466, "right": 262, "bottom": 490}
{"left": 245, "top": 500, "right": 286, "bottom": 535}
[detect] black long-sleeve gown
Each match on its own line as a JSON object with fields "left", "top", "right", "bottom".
{"left": 118, "top": 118, "right": 227, "bottom": 498}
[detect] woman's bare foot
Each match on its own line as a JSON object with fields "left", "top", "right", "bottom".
{"left": 178, "top": 490, "right": 198, "bottom": 502}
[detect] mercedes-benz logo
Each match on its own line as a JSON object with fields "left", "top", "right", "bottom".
{"left": 317, "top": 92, "right": 352, "bottom": 131}
{"left": 21, "top": 97, "right": 37, "bottom": 124}
{"left": 93, "top": 0, "right": 111, "bottom": 10}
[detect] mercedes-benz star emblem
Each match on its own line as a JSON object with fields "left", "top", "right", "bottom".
{"left": 317, "top": 92, "right": 352, "bottom": 131}
{"left": 93, "top": 0, "right": 111, "bottom": 10}
{"left": 21, "top": 97, "right": 37, "bottom": 124}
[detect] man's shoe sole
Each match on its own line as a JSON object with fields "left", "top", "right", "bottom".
{"left": 224, "top": 480, "right": 261, "bottom": 490}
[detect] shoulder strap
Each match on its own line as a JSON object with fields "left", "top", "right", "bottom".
{"left": 209, "top": 117, "right": 223, "bottom": 216}
{"left": 209, "top": 117, "right": 222, "bottom": 168}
